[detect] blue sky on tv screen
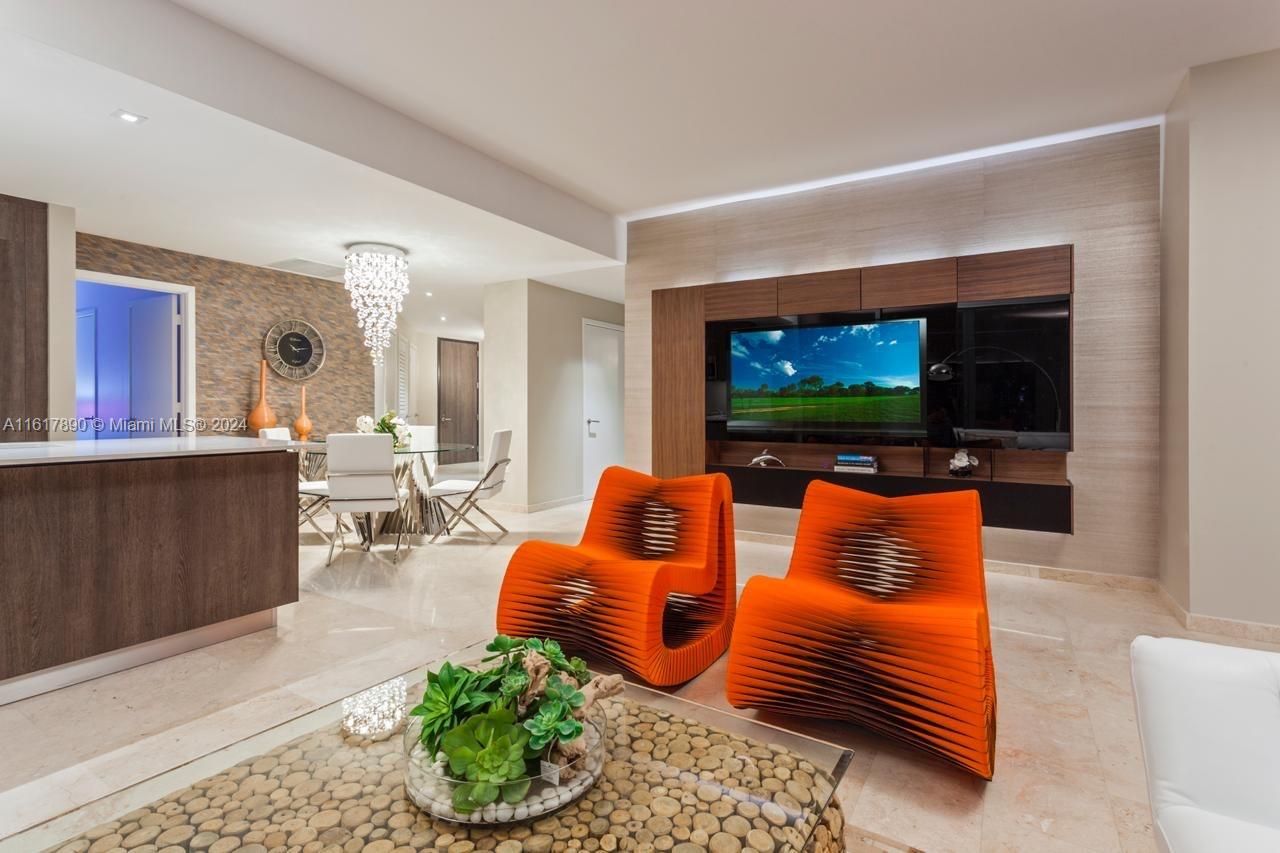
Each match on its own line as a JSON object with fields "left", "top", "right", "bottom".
{"left": 730, "top": 320, "right": 922, "bottom": 392}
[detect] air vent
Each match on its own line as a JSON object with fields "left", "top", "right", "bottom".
{"left": 265, "top": 258, "right": 346, "bottom": 281}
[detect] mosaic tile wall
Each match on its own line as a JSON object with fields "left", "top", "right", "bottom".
{"left": 77, "top": 234, "right": 373, "bottom": 438}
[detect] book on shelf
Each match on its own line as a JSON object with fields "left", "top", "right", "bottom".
{"left": 835, "top": 453, "right": 878, "bottom": 465}
{"left": 834, "top": 463, "right": 878, "bottom": 474}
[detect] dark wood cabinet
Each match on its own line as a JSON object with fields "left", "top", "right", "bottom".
{"left": 703, "top": 277, "right": 777, "bottom": 320}
{"left": 777, "top": 269, "right": 861, "bottom": 314}
{"left": 862, "top": 257, "right": 957, "bottom": 308}
{"left": 958, "top": 245, "right": 1072, "bottom": 301}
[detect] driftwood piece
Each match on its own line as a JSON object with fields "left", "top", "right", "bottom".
{"left": 574, "top": 673, "right": 625, "bottom": 720}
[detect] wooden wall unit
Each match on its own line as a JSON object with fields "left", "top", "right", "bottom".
{"left": 777, "top": 269, "right": 861, "bottom": 314}
{"left": 862, "top": 257, "right": 957, "bottom": 308}
{"left": 0, "top": 451, "right": 298, "bottom": 681}
{"left": 959, "top": 245, "right": 1073, "bottom": 302}
{"left": 630, "top": 127, "right": 1159, "bottom": 576}
{"left": 703, "top": 277, "right": 777, "bottom": 320}
{"left": 651, "top": 286, "right": 706, "bottom": 477}
{"left": 0, "top": 194, "right": 48, "bottom": 442}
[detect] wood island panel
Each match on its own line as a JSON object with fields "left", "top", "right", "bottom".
{"left": 777, "top": 269, "right": 862, "bottom": 314}
{"left": 0, "top": 193, "right": 48, "bottom": 442}
{"left": 0, "top": 451, "right": 299, "bottom": 680}
{"left": 703, "top": 278, "right": 778, "bottom": 320}
{"left": 861, "top": 258, "right": 958, "bottom": 308}
{"left": 958, "top": 245, "right": 1073, "bottom": 301}
{"left": 652, "top": 287, "right": 706, "bottom": 478}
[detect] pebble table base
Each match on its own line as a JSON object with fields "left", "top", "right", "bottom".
{"left": 43, "top": 696, "right": 856, "bottom": 853}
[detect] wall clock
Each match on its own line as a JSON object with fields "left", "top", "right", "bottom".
{"left": 264, "top": 319, "right": 325, "bottom": 380}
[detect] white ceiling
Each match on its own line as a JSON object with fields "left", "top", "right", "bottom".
{"left": 0, "top": 31, "right": 621, "bottom": 340}
{"left": 171, "top": 0, "right": 1280, "bottom": 217}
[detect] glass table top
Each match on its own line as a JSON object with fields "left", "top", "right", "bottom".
{"left": 293, "top": 440, "right": 475, "bottom": 455}
{"left": 6, "top": 640, "right": 852, "bottom": 852}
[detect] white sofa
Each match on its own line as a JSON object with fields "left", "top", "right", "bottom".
{"left": 1131, "top": 636, "right": 1280, "bottom": 852}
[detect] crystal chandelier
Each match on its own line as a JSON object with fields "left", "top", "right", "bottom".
{"left": 344, "top": 243, "right": 410, "bottom": 364}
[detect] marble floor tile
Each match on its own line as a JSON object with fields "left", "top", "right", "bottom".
{"left": 1110, "top": 795, "right": 1158, "bottom": 853}
{"left": 979, "top": 752, "right": 1121, "bottom": 852}
{"left": 850, "top": 744, "right": 986, "bottom": 853}
{"left": 3, "top": 497, "right": 1269, "bottom": 850}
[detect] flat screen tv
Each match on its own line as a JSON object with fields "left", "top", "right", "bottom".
{"left": 728, "top": 319, "right": 924, "bottom": 429}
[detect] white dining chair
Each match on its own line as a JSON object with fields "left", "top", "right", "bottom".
{"left": 326, "top": 432, "right": 410, "bottom": 565}
{"left": 427, "top": 428, "right": 512, "bottom": 543}
{"left": 408, "top": 424, "right": 439, "bottom": 482}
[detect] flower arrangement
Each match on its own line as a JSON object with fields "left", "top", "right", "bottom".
{"left": 356, "top": 411, "right": 411, "bottom": 448}
{"left": 406, "top": 634, "right": 623, "bottom": 821}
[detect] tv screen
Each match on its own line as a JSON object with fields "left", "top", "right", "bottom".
{"left": 729, "top": 319, "right": 923, "bottom": 426}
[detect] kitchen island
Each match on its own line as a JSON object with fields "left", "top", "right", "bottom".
{"left": 0, "top": 437, "right": 299, "bottom": 703}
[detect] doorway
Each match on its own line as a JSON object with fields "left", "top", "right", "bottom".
{"left": 437, "top": 337, "right": 480, "bottom": 464}
{"left": 74, "top": 273, "right": 194, "bottom": 438}
{"left": 582, "top": 319, "right": 624, "bottom": 496}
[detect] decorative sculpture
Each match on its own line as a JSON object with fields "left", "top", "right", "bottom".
{"left": 247, "top": 358, "right": 277, "bottom": 432}
{"left": 293, "top": 386, "right": 313, "bottom": 442}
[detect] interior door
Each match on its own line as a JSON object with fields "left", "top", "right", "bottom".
{"left": 582, "top": 321, "right": 624, "bottom": 496}
{"left": 437, "top": 338, "right": 479, "bottom": 464}
{"left": 128, "top": 293, "right": 178, "bottom": 437}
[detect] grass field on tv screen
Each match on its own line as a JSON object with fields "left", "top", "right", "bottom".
{"left": 730, "top": 394, "right": 920, "bottom": 423}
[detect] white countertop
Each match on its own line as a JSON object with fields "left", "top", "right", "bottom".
{"left": 0, "top": 436, "right": 298, "bottom": 467}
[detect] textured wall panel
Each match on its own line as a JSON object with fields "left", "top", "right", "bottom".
{"left": 627, "top": 128, "right": 1160, "bottom": 578}
{"left": 77, "top": 234, "right": 372, "bottom": 438}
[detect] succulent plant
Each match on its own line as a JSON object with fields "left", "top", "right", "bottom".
{"left": 409, "top": 661, "right": 498, "bottom": 755}
{"left": 523, "top": 675, "right": 586, "bottom": 752}
{"left": 441, "top": 707, "right": 533, "bottom": 812}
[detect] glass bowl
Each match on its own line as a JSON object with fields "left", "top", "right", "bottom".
{"left": 403, "top": 704, "right": 606, "bottom": 824}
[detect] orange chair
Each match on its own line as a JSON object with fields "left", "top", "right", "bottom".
{"left": 725, "top": 480, "right": 997, "bottom": 779}
{"left": 497, "top": 466, "right": 735, "bottom": 686}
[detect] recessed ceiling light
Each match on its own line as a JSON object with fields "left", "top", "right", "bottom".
{"left": 111, "top": 108, "right": 148, "bottom": 124}
{"left": 440, "top": 315, "right": 447, "bottom": 322}
{"left": 425, "top": 291, "right": 433, "bottom": 297}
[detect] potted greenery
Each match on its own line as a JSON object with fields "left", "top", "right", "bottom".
{"left": 403, "top": 635, "right": 623, "bottom": 824}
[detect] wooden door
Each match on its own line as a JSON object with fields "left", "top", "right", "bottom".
{"left": 437, "top": 338, "right": 479, "bottom": 464}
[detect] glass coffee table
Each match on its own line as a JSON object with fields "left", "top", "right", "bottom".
{"left": 8, "top": 642, "right": 853, "bottom": 852}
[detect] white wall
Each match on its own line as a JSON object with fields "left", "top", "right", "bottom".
{"left": 526, "top": 280, "right": 625, "bottom": 507}
{"left": 412, "top": 332, "right": 438, "bottom": 425}
{"left": 46, "top": 203, "right": 76, "bottom": 438}
{"left": 1159, "top": 75, "right": 1192, "bottom": 610}
{"left": 481, "top": 279, "right": 624, "bottom": 510}
{"left": 1172, "top": 49, "right": 1280, "bottom": 625}
{"left": 482, "top": 281, "right": 531, "bottom": 507}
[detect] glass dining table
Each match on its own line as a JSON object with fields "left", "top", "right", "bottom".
{"left": 292, "top": 439, "right": 476, "bottom": 537}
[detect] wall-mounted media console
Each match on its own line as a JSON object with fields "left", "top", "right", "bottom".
{"left": 652, "top": 245, "right": 1074, "bottom": 534}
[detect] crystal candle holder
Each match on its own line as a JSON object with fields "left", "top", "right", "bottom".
{"left": 341, "top": 677, "right": 407, "bottom": 740}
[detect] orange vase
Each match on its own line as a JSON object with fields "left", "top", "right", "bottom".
{"left": 247, "top": 359, "right": 277, "bottom": 432}
{"left": 293, "top": 386, "right": 313, "bottom": 442}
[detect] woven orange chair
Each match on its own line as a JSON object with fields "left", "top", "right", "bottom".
{"left": 725, "top": 480, "right": 996, "bottom": 779}
{"left": 497, "top": 466, "right": 735, "bottom": 686}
